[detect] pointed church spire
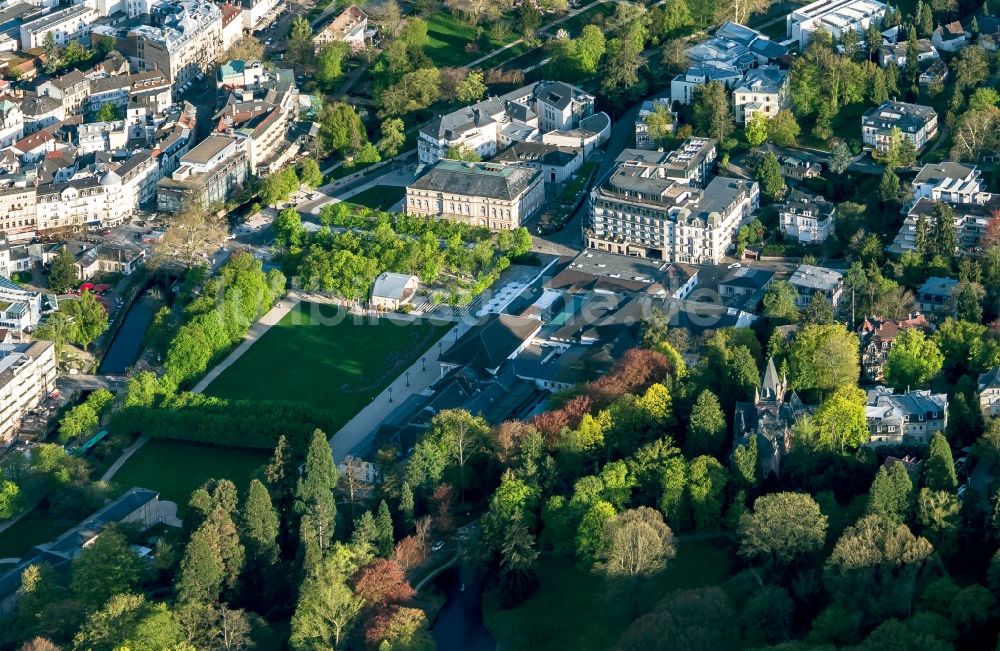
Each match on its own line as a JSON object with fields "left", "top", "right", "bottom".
{"left": 761, "top": 356, "right": 781, "bottom": 401}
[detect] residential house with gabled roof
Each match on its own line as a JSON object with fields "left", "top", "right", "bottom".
{"left": 732, "top": 66, "right": 789, "bottom": 124}
{"left": 314, "top": 5, "right": 368, "bottom": 53}
{"left": 866, "top": 386, "right": 947, "bottom": 445}
{"left": 789, "top": 264, "right": 843, "bottom": 309}
{"left": 858, "top": 313, "right": 929, "bottom": 381}
{"left": 36, "top": 69, "right": 89, "bottom": 115}
{"left": 12, "top": 128, "right": 53, "bottom": 163}
{"left": 779, "top": 190, "right": 836, "bottom": 244}
{"left": 878, "top": 38, "right": 939, "bottom": 67}
{"left": 979, "top": 367, "right": 1000, "bottom": 418}
{"left": 932, "top": 20, "right": 970, "bottom": 52}
{"left": 916, "top": 276, "right": 958, "bottom": 313}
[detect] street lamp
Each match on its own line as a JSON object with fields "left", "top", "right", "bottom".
{"left": 421, "top": 356, "right": 426, "bottom": 372}
{"left": 388, "top": 386, "right": 393, "bottom": 403}
{"left": 438, "top": 341, "right": 443, "bottom": 358}
{"left": 405, "top": 371, "right": 410, "bottom": 387}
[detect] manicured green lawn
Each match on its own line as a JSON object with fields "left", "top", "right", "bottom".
{"left": 112, "top": 439, "right": 270, "bottom": 514}
{"left": 0, "top": 507, "right": 74, "bottom": 559}
{"left": 426, "top": 13, "right": 517, "bottom": 67}
{"left": 347, "top": 185, "right": 407, "bottom": 211}
{"left": 205, "top": 302, "right": 450, "bottom": 428}
{"left": 484, "top": 537, "right": 736, "bottom": 651}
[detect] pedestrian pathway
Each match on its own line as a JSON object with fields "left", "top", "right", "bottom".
{"left": 466, "top": 0, "right": 608, "bottom": 69}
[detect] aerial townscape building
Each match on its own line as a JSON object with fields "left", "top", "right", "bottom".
{"left": 779, "top": 190, "right": 836, "bottom": 244}
{"left": 418, "top": 80, "right": 608, "bottom": 165}
{"left": 788, "top": 264, "right": 844, "bottom": 309}
{"left": 787, "top": 0, "right": 887, "bottom": 47}
{"left": 405, "top": 160, "right": 545, "bottom": 229}
{"left": 0, "top": 0, "right": 998, "bottom": 640}
{"left": 585, "top": 138, "right": 759, "bottom": 264}
{"left": 862, "top": 101, "right": 939, "bottom": 154}
{"left": 866, "top": 386, "right": 948, "bottom": 445}
{"left": 858, "top": 313, "right": 930, "bottom": 381}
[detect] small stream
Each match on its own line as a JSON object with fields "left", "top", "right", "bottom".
{"left": 97, "top": 294, "right": 157, "bottom": 375}
{"left": 430, "top": 565, "right": 496, "bottom": 651}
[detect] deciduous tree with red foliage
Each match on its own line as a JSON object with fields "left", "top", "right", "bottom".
{"left": 532, "top": 348, "right": 670, "bottom": 443}
{"left": 491, "top": 420, "right": 539, "bottom": 465}
{"left": 393, "top": 535, "right": 428, "bottom": 571}
{"left": 431, "top": 484, "right": 455, "bottom": 534}
{"left": 353, "top": 558, "right": 416, "bottom": 608}
{"left": 985, "top": 210, "right": 1000, "bottom": 248}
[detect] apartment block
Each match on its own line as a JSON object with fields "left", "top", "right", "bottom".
{"left": 19, "top": 4, "right": 97, "bottom": 50}
{"left": 787, "top": 0, "right": 887, "bottom": 47}
{"left": 0, "top": 339, "right": 55, "bottom": 440}
{"left": 862, "top": 101, "right": 938, "bottom": 154}
{"left": 157, "top": 134, "right": 249, "bottom": 212}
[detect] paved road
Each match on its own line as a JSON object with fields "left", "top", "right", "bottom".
{"left": 532, "top": 99, "right": 644, "bottom": 252}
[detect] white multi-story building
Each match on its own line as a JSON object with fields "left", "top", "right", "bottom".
{"left": 910, "top": 162, "right": 993, "bottom": 205}
{"left": 670, "top": 62, "right": 743, "bottom": 106}
{"left": 241, "top": 0, "right": 279, "bottom": 32}
{"left": 418, "top": 81, "right": 599, "bottom": 165}
{"left": 779, "top": 190, "right": 836, "bottom": 244}
{"left": 0, "top": 99, "right": 22, "bottom": 149}
{"left": 77, "top": 120, "right": 128, "bottom": 154}
{"left": 36, "top": 151, "right": 159, "bottom": 230}
{"left": 789, "top": 264, "right": 843, "bottom": 308}
{"left": 0, "top": 181, "right": 37, "bottom": 239}
{"left": 0, "top": 276, "right": 42, "bottom": 331}
{"left": 878, "top": 38, "right": 938, "bottom": 67}
{"left": 0, "top": 339, "right": 55, "bottom": 440}
{"left": 586, "top": 141, "right": 758, "bottom": 264}
{"left": 220, "top": 2, "right": 242, "bottom": 51}
{"left": 214, "top": 78, "right": 298, "bottom": 174}
{"left": 157, "top": 134, "right": 249, "bottom": 211}
{"left": 19, "top": 4, "right": 97, "bottom": 50}
{"left": 889, "top": 163, "right": 996, "bottom": 254}
{"left": 405, "top": 160, "right": 545, "bottom": 230}
{"left": 787, "top": 0, "right": 887, "bottom": 48}
{"left": 732, "top": 67, "right": 789, "bottom": 124}
{"left": 862, "top": 101, "right": 938, "bottom": 154}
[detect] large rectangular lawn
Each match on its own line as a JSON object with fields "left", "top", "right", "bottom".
{"left": 112, "top": 439, "right": 271, "bottom": 514}
{"left": 204, "top": 302, "right": 451, "bottom": 431}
